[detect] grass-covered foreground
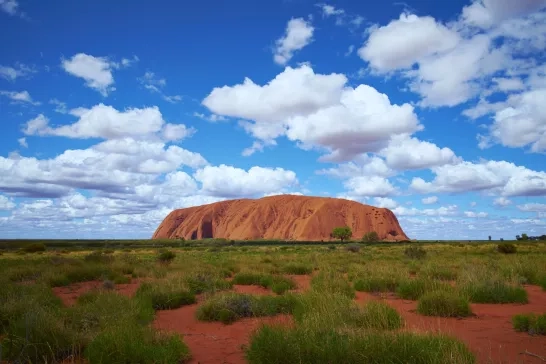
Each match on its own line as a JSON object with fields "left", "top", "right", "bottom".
{"left": 0, "top": 241, "right": 545, "bottom": 363}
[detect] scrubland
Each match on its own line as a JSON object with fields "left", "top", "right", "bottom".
{"left": 0, "top": 240, "right": 545, "bottom": 363}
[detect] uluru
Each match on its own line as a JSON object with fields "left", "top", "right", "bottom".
{"left": 152, "top": 195, "right": 409, "bottom": 241}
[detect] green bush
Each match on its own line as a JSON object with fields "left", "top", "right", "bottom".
{"left": 196, "top": 293, "right": 297, "bottom": 324}
{"left": 359, "top": 301, "right": 403, "bottom": 330}
{"left": 21, "top": 243, "right": 46, "bottom": 253}
{"left": 232, "top": 272, "right": 272, "bottom": 286}
{"left": 345, "top": 244, "right": 361, "bottom": 253}
{"left": 84, "top": 324, "right": 190, "bottom": 363}
{"left": 396, "top": 279, "right": 452, "bottom": 300}
{"left": 282, "top": 263, "right": 313, "bottom": 275}
{"left": 417, "top": 290, "right": 472, "bottom": 318}
{"left": 0, "top": 307, "right": 81, "bottom": 363}
{"left": 404, "top": 246, "right": 427, "bottom": 260}
{"left": 158, "top": 250, "right": 176, "bottom": 263}
{"left": 135, "top": 282, "right": 196, "bottom": 310}
{"left": 362, "top": 231, "right": 379, "bottom": 243}
{"left": 271, "top": 276, "right": 297, "bottom": 295}
{"left": 84, "top": 251, "right": 114, "bottom": 264}
{"left": 354, "top": 276, "right": 399, "bottom": 293}
{"left": 311, "top": 272, "right": 355, "bottom": 299}
{"left": 67, "top": 291, "right": 155, "bottom": 335}
{"left": 462, "top": 281, "right": 528, "bottom": 304}
{"left": 497, "top": 243, "right": 517, "bottom": 254}
{"left": 512, "top": 313, "right": 546, "bottom": 335}
{"left": 185, "top": 272, "right": 233, "bottom": 294}
{"left": 246, "top": 326, "right": 475, "bottom": 364}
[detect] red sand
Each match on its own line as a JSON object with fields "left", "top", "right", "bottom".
{"left": 355, "top": 285, "right": 546, "bottom": 364}
{"left": 52, "top": 279, "right": 142, "bottom": 306}
{"left": 50, "top": 276, "right": 546, "bottom": 364}
{"left": 153, "top": 303, "right": 292, "bottom": 364}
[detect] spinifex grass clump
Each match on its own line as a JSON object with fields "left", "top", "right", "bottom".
{"left": 311, "top": 271, "right": 355, "bottom": 299}
{"left": 185, "top": 271, "right": 233, "bottom": 294}
{"left": 271, "top": 276, "right": 297, "bottom": 295}
{"left": 512, "top": 313, "right": 546, "bottom": 335}
{"left": 232, "top": 272, "right": 273, "bottom": 286}
{"left": 282, "top": 263, "right": 313, "bottom": 275}
{"left": 395, "top": 279, "right": 452, "bottom": 300}
{"left": 196, "top": 293, "right": 297, "bottom": 324}
{"left": 417, "top": 290, "right": 472, "bottom": 317}
{"left": 67, "top": 291, "right": 155, "bottom": 336}
{"left": 84, "top": 324, "right": 191, "bottom": 364}
{"left": 462, "top": 280, "right": 528, "bottom": 304}
{"left": 0, "top": 306, "right": 82, "bottom": 363}
{"left": 157, "top": 249, "right": 176, "bottom": 263}
{"left": 136, "top": 281, "right": 196, "bottom": 310}
{"left": 404, "top": 245, "right": 427, "bottom": 260}
{"left": 0, "top": 281, "right": 63, "bottom": 334}
{"left": 497, "top": 243, "right": 517, "bottom": 254}
{"left": 420, "top": 263, "right": 458, "bottom": 281}
{"left": 246, "top": 327, "right": 475, "bottom": 364}
{"left": 292, "top": 291, "right": 402, "bottom": 331}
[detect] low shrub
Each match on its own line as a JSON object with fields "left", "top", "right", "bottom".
{"left": 404, "top": 246, "right": 427, "bottom": 260}
{"left": 420, "top": 265, "right": 457, "bottom": 281}
{"left": 0, "top": 307, "right": 81, "bottom": 363}
{"left": 185, "top": 272, "right": 233, "bottom": 294}
{"left": 354, "top": 276, "right": 399, "bottom": 293}
{"left": 21, "top": 243, "right": 46, "bottom": 253}
{"left": 462, "top": 281, "right": 528, "bottom": 304}
{"left": 395, "top": 279, "right": 451, "bottom": 300}
{"left": 135, "top": 282, "right": 196, "bottom": 310}
{"left": 102, "top": 279, "right": 115, "bottom": 290}
{"left": 282, "top": 263, "right": 313, "bottom": 275}
{"left": 311, "top": 271, "right": 355, "bottom": 299}
{"left": 246, "top": 326, "right": 475, "bottom": 364}
{"left": 84, "top": 324, "right": 191, "bottom": 363}
{"left": 345, "top": 244, "right": 361, "bottom": 253}
{"left": 512, "top": 313, "right": 546, "bottom": 335}
{"left": 359, "top": 301, "right": 403, "bottom": 330}
{"left": 417, "top": 290, "right": 472, "bottom": 318}
{"left": 196, "top": 293, "right": 297, "bottom": 324}
{"left": 84, "top": 251, "right": 113, "bottom": 264}
{"left": 271, "top": 276, "right": 297, "bottom": 295}
{"left": 232, "top": 272, "right": 272, "bottom": 286}
{"left": 158, "top": 250, "right": 176, "bottom": 263}
{"left": 497, "top": 243, "right": 517, "bottom": 254}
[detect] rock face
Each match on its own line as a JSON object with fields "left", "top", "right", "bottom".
{"left": 152, "top": 195, "right": 409, "bottom": 242}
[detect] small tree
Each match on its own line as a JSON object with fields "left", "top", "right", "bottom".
{"left": 488, "top": 235, "right": 491, "bottom": 241}
{"left": 362, "top": 231, "right": 379, "bottom": 243}
{"left": 331, "top": 226, "right": 352, "bottom": 242}
{"left": 521, "top": 233, "right": 529, "bottom": 241}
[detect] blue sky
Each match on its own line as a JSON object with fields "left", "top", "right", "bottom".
{"left": 1, "top": 0, "right": 545, "bottom": 240}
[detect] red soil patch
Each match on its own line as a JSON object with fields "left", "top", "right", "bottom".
{"left": 232, "top": 284, "right": 272, "bottom": 295}
{"left": 289, "top": 274, "right": 312, "bottom": 293}
{"left": 52, "top": 279, "right": 143, "bottom": 306}
{"left": 154, "top": 303, "right": 292, "bottom": 364}
{"left": 356, "top": 285, "right": 546, "bottom": 364}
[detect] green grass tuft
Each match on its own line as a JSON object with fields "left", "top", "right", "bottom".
{"left": 512, "top": 313, "right": 546, "bottom": 335}
{"left": 462, "top": 281, "right": 528, "bottom": 304}
{"left": 282, "top": 263, "right": 313, "bottom": 275}
{"left": 135, "top": 282, "right": 196, "bottom": 310}
{"left": 84, "top": 324, "right": 191, "bottom": 363}
{"left": 246, "top": 326, "right": 475, "bottom": 364}
{"left": 417, "top": 290, "right": 472, "bottom": 318}
{"left": 196, "top": 293, "right": 297, "bottom": 324}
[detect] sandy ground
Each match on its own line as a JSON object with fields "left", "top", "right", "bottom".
{"left": 52, "top": 276, "right": 546, "bottom": 364}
